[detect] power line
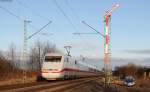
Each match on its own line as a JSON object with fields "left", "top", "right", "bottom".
{"left": 0, "top": 5, "right": 50, "bottom": 34}
{"left": 64, "top": 0, "right": 101, "bottom": 52}
{"left": 65, "top": 1, "right": 101, "bottom": 37}
{"left": 53, "top": 0, "right": 78, "bottom": 32}
{"left": 16, "top": 0, "right": 51, "bottom": 21}
{"left": 65, "top": 0, "right": 87, "bottom": 35}
{"left": 0, "top": 5, "right": 21, "bottom": 20}
{"left": 53, "top": 0, "right": 97, "bottom": 52}
{"left": 0, "top": 5, "right": 34, "bottom": 29}
{"left": 65, "top": 0, "right": 80, "bottom": 21}
{"left": 65, "top": 0, "right": 85, "bottom": 33}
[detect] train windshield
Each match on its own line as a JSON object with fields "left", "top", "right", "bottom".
{"left": 45, "top": 56, "right": 62, "bottom": 62}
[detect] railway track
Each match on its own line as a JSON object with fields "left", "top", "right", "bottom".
{"left": 0, "top": 77, "right": 101, "bottom": 92}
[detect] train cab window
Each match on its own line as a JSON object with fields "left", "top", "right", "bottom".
{"left": 45, "top": 56, "right": 62, "bottom": 62}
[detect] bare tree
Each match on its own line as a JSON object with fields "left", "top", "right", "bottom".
{"left": 114, "top": 63, "right": 139, "bottom": 79}
{"left": 42, "top": 41, "right": 57, "bottom": 56}
{"left": 8, "top": 43, "right": 16, "bottom": 67}
{"left": 124, "top": 63, "right": 137, "bottom": 77}
{"left": 0, "top": 50, "right": 15, "bottom": 80}
{"left": 29, "top": 40, "right": 59, "bottom": 71}
{"left": 29, "top": 48, "right": 35, "bottom": 70}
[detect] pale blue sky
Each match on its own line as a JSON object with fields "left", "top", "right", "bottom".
{"left": 0, "top": 0, "right": 150, "bottom": 64}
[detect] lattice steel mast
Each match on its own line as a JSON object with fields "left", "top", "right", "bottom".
{"left": 104, "top": 4, "right": 120, "bottom": 85}
{"left": 23, "top": 19, "right": 31, "bottom": 83}
{"left": 22, "top": 20, "right": 52, "bottom": 83}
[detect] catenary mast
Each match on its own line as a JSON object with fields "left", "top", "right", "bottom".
{"left": 104, "top": 4, "right": 120, "bottom": 85}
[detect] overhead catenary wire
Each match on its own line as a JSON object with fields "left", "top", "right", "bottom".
{"left": 65, "top": 0, "right": 81, "bottom": 21}
{"left": 65, "top": 0, "right": 87, "bottom": 35}
{"left": 53, "top": 0, "right": 82, "bottom": 49}
{"left": 16, "top": 0, "right": 51, "bottom": 21}
{"left": 53, "top": 0, "right": 78, "bottom": 32}
{"left": 0, "top": 5, "right": 36, "bottom": 30}
{"left": 63, "top": 0, "right": 101, "bottom": 55}
{"left": 65, "top": 0, "right": 104, "bottom": 38}
{"left": 0, "top": 5, "right": 21, "bottom": 20}
{"left": 0, "top": 5, "right": 52, "bottom": 35}
{"left": 16, "top": 0, "right": 53, "bottom": 31}
{"left": 64, "top": 0, "right": 85, "bottom": 34}
{"left": 65, "top": 0, "right": 103, "bottom": 37}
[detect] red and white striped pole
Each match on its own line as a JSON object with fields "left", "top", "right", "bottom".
{"left": 105, "top": 15, "right": 109, "bottom": 65}
{"left": 103, "top": 3, "right": 119, "bottom": 85}
{"left": 104, "top": 15, "right": 111, "bottom": 85}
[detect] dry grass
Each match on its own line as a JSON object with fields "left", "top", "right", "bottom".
{"left": 0, "top": 58, "right": 40, "bottom": 86}
{"left": 136, "top": 78, "right": 150, "bottom": 88}
{"left": 115, "top": 78, "right": 150, "bottom": 92}
{"left": 0, "top": 74, "right": 37, "bottom": 86}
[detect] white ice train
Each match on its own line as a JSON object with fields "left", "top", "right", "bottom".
{"left": 41, "top": 53, "right": 100, "bottom": 80}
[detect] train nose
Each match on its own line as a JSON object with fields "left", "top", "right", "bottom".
{"left": 42, "top": 70, "right": 63, "bottom": 80}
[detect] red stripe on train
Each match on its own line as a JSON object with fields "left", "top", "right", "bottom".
{"left": 42, "top": 68, "right": 97, "bottom": 74}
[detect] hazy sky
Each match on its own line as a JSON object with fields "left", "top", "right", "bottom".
{"left": 0, "top": 0, "right": 150, "bottom": 67}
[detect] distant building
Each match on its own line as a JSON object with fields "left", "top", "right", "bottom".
{"left": 143, "top": 66, "right": 150, "bottom": 78}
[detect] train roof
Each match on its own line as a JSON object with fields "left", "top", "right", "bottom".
{"left": 77, "top": 60, "right": 98, "bottom": 70}
{"left": 45, "top": 53, "right": 64, "bottom": 56}
{"left": 44, "top": 53, "right": 99, "bottom": 71}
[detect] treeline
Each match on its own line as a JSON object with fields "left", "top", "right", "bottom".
{"left": 113, "top": 63, "right": 150, "bottom": 79}
{"left": 0, "top": 40, "right": 60, "bottom": 80}
{"left": 0, "top": 51, "right": 21, "bottom": 80}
